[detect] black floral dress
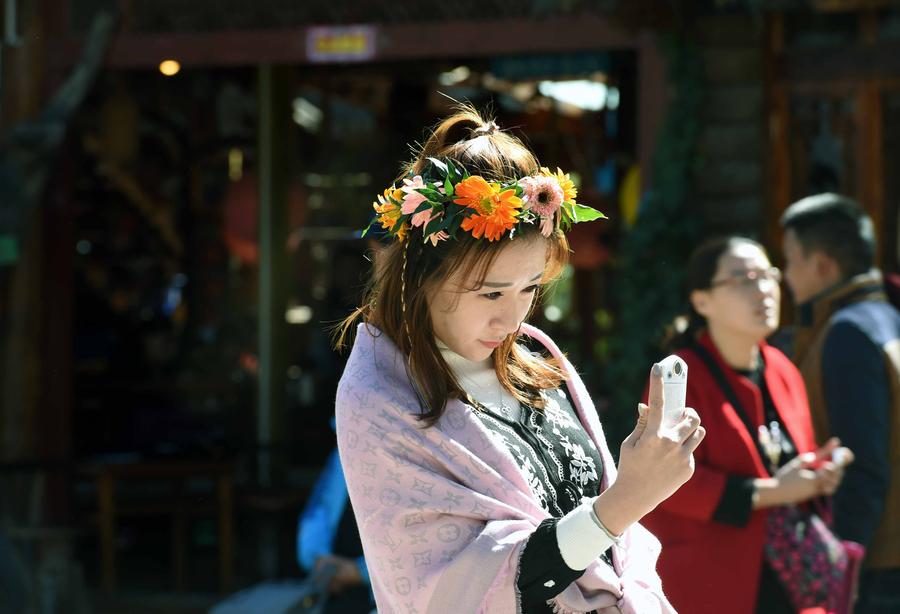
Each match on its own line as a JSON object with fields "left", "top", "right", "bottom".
{"left": 470, "top": 386, "right": 609, "bottom": 613}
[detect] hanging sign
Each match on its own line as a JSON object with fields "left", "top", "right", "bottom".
{"left": 307, "top": 25, "right": 377, "bottom": 63}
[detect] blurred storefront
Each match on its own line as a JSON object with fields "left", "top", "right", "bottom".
{"left": 46, "top": 7, "right": 657, "bottom": 470}
{"left": 2, "top": 0, "right": 663, "bottom": 603}
{"left": 766, "top": 5, "right": 900, "bottom": 274}
{"left": 1, "top": 0, "right": 899, "bottom": 607}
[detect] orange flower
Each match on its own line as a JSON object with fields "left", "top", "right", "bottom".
{"left": 373, "top": 186, "right": 406, "bottom": 239}
{"left": 453, "top": 176, "right": 522, "bottom": 241}
{"left": 540, "top": 167, "right": 577, "bottom": 204}
{"left": 394, "top": 221, "right": 409, "bottom": 242}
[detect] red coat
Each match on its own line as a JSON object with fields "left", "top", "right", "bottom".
{"left": 641, "top": 333, "right": 821, "bottom": 614}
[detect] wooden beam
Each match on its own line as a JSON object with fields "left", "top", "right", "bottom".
{"left": 812, "top": 0, "right": 896, "bottom": 11}
{"left": 783, "top": 42, "right": 900, "bottom": 81}
{"left": 48, "top": 15, "right": 637, "bottom": 70}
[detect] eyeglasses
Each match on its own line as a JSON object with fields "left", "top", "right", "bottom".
{"left": 710, "top": 267, "right": 782, "bottom": 290}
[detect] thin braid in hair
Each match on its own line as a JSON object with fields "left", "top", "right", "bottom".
{"left": 400, "top": 236, "right": 434, "bottom": 414}
{"left": 400, "top": 237, "right": 413, "bottom": 350}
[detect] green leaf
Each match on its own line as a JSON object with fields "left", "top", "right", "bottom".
{"left": 573, "top": 204, "right": 608, "bottom": 222}
{"left": 427, "top": 157, "right": 448, "bottom": 175}
{"left": 413, "top": 201, "right": 432, "bottom": 215}
{"left": 444, "top": 177, "right": 454, "bottom": 196}
{"left": 424, "top": 217, "right": 445, "bottom": 237}
{"left": 446, "top": 213, "right": 464, "bottom": 236}
{"left": 391, "top": 217, "right": 405, "bottom": 233}
{"left": 446, "top": 159, "right": 459, "bottom": 180}
{"left": 360, "top": 217, "right": 379, "bottom": 238}
{"left": 417, "top": 188, "right": 444, "bottom": 201}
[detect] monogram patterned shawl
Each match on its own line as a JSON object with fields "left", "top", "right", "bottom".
{"left": 335, "top": 322, "right": 675, "bottom": 614}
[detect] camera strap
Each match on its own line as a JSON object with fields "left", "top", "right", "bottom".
{"left": 689, "top": 342, "right": 771, "bottom": 475}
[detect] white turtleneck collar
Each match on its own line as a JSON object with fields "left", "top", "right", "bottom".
{"left": 437, "top": 339, "right": 520, "bottom": 411}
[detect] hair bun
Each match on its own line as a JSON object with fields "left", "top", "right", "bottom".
{"left": 473, "top": 121, "right": 498, "bottom": 136}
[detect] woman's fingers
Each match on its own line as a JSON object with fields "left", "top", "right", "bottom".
{"left": 819, "top": 477, "right": 840, "bottom": 495}
{"left": 670, "top": 407, "right": 701, "bottom": 442}
{"left": 644, "top": 363, "right": 665, "bottom": 433}
{"left": 622, "top": 404, "right": 649, "bottom": 448}
{"left": 832, "top": 446, "right": 854, "bottom": 467}
{"left": 816, "top": 462, "right": 844, "bottom": 495}
{"left": 683, "top": 426, "right": 706, "bottom": 454}
{"left": 637, "top": 403, "right": 648, "bottom": 429}
{"left": 797, "top": 451, "right": 818, "bottom": 468}
{"left": 813, "top": 437, "right": 841, "bottom": 461}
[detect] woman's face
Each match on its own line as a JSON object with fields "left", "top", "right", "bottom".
{"left": 692, "top": 242, "right": 781, "bottom": 343}
{"left": 428, "top": 236, "right": 548, "bottom": 362}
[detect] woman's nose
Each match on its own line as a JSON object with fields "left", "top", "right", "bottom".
{"left": 492, "top": 305, "right": 521, "bottom": 334}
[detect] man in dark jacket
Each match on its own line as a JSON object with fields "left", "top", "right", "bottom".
{"left": 781, "top": 193, "right": 900, "bottom": 613}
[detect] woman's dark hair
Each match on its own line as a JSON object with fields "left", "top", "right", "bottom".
{"left": 336, "top": 104, "right": 569, "bottom": 426}
{"left": 667, "top": 236, "right": 765, "bottom": 350}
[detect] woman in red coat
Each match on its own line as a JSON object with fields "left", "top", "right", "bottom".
{"left": 642, "top": 237, "right": 853, "bottom": 614}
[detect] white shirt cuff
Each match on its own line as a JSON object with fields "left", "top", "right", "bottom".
{"left": 554, "top": 499, "right": 616, "bottom": 570}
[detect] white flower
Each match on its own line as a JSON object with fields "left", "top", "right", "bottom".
{"left": 565, "top": 443, "right": 598, "bottom": 487}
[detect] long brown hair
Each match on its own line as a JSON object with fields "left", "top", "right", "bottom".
{"left": 336, "top": 104, "right": 570, "bottom": 426}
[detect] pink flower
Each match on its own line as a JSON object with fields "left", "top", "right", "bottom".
{"left": 410, "top": 207, "right": 434, "bottom": 228}
{"left": 400, "top": 175, "right": 428, "bottom": 215}
{"left": 521, "top": 175, "right": 563, "bottom": 217}
{"left": 425, "top": 230, "right": 449, "bottom": 246}
{"left": 412, "top": 206, "right": 443, "bottom": 229}
{"left": 540, "top": 216, "right": 555, "bottom": 237}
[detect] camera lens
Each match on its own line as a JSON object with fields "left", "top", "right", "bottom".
{"left": 673, "top": 361, "right": 682, "bottom": 375}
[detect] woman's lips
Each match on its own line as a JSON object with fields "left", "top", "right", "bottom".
{"left": 479, "top": 340, "right": 502, "bottom": 349}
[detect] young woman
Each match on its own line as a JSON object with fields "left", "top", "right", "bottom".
{"left": 334, "top": 107, "right": 704, "bottom": 613}
{"left": 642, "top": 237, "right": 853, "bottom": 614}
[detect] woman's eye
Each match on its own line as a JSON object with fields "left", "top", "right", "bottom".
{"left": 481, "top": 285, "right": 540, "bottom": 300}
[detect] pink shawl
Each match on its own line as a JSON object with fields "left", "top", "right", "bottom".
{"left": 335, "top": 322, "right": 675, "bottom": 614}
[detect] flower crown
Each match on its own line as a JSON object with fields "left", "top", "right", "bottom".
{"left": 363, "top": 158, "right": 606, "bottom": 246}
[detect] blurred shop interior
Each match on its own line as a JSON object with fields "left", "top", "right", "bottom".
{"left": 53, "top": 45, "right": 641, "bottom": 598}
{"left": 3, "top": 1, "right": 900, "bottom": 609}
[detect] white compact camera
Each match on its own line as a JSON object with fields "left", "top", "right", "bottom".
{"left": 658, "top": 355, "right": 688, "bottom": 428}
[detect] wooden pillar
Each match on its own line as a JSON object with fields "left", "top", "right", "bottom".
{"left": 857, "top": 81, "right": 885, "bottom": 268}
{"left": 217, "top": 472, "right": 235, "bottom": 593}
{"left": 172, "top": 479, "right": 186, "bottom": 591}
{"left": 98, "top": 471, "right": 117, "bottom": 593}
{"left": 764, "top": 13, "right": 790, "bottom": 251}
{"left": 0, "top": 0, "right": 43, "bottom": 129}
{"left": 0, "top": 0, "right": 51, "bottom": 463}
{"left": 256, "top": 64, "right": 291, "bottom": 487}
{"left": 637, "top": 30, "right": 667, "bottom": 191}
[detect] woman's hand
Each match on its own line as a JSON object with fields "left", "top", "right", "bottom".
{"left": 752, "top": 437, "right": 854, "bottom": 508}
{"left": 815, "top": 437, "right": 853, "bottom": 496}
{"left": 593, "top": 363, "right": 706, "bottom": 535}
{"left": 315, "top": 554, "right": 364, "bottom": 593}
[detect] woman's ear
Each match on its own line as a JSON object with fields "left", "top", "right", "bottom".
{"left": 690, "top": 289, "right": 711, "bottom": 318}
